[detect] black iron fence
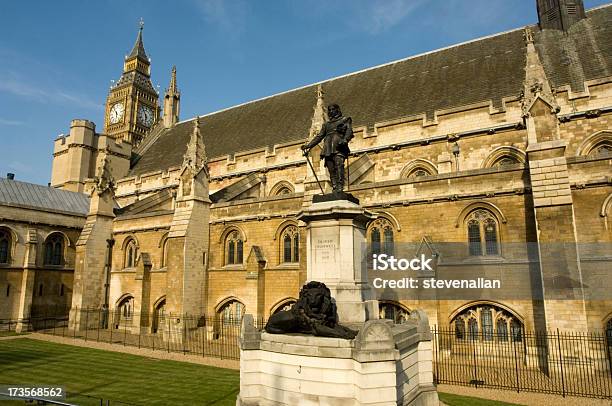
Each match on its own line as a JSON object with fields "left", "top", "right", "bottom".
{"left": 432, "top": 326, "right": 612, "bottom": 399}
{"left": 1, "top": 307, "right": 267, "bottom": 361}
{"left": 5, "top": 311, "right": 612, "bottom": 399}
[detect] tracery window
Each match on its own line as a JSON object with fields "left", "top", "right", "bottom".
{"left": 466, "top": 209, "right": 499, "bottom": 256}
{"left": 276, "top": 186, "right": 292, "bottom": 195}
{"left": 225, "top": 230, "right": 244, "bottom": 265}
{"left": 218, "top": 299, "right": 245, "bottom": 324}
{"left": 406, "top": 167, "right": 432, "bottom": 179}
{"left": 117, "top": 296, "right": 134, "bottom": 325}
{"left": 369, "top": 218, "right": 394, "bottom": 256}
{"left": 379, "top": 301, "right": 410, "bottom": 324}
{"left": 0, "top": 228, "right": 11, "bottom": 264}
{"left": 281, "top": 226, "right": 299, "bottom": 263}
{"left": 588, "top": 142, "right": 612, "bottom": 157}
{"left": 452, "top": 304, "right": 523, "bottom": 342}
{"left": 44, "top": 233, "right": 64, "bottom": 266}
{"left": 492, "top": 156, "right": 519, "bottom": 168}
{"left": 124, "top": 238, "right": 138, "bottom": 268}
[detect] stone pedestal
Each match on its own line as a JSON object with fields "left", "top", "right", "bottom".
{"left": 238, "top": 312, "right": 439, "bottom": 406}
{"left": 297, "top": 198, "right": 378, "bottom": 324}
{"left": 237, "top": 197, "right": 439, "bottom": 405}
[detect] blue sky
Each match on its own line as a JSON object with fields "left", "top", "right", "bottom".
{"left": 0, "top": 0, "right": 609, "bottom": 186}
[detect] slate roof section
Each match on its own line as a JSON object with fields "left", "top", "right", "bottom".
{"left": 0, "top": 178, "right": 89, "bottom": 216}
{"left": 129, "top": 5, "right": 611, "bottom": 178}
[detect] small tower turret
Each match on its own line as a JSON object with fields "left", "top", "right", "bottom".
{"left": 163, "top": 66, "right": 180, "bottom": 128}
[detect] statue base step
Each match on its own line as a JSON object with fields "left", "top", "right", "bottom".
{"left": 313, "top": 191, "right": 359, "bottom": 205}
{"left": 237, "top": 311, "right": 439, "bottom": 406}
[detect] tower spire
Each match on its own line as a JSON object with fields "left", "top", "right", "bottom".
{"left": 169, "top": 65, "right": 178, "bottom": 93}
{"left": 163, "top": 66, "right": 181, "bottom": 127}
{"left": 128, "top": 19, "right": 148, "bottom": 60}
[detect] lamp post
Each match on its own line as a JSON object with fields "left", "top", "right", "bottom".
{"left": 452, "top": 142, "right": 460, "bottom": 171}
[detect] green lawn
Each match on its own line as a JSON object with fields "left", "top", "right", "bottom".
{"left": 0, "top": 338, "right": 239, "bottom": 405}
{"left": 0, "top": 331, "right": 28, "bottom": 337}
{"left": 439, "top": 392, "right": 524, "bottom": 406}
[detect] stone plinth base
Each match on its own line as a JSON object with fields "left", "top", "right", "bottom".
{"left": 313, "top": 191, "right": 359, "bottom": 205}
{"left": 237, "top": 311, "right": 439, "bottom": 406}
{"left": 297, "top": 199, "right": 377, "bottom": 324}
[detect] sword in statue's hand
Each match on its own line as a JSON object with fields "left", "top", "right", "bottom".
{"left": 301, "top": 145, "right": 325, "bottom": 195}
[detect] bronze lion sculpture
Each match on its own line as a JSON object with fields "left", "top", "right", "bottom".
{"left": 264, "top": 281, "right": 357, "bottom": 339}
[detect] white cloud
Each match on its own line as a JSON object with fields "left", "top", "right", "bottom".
{"left": 362, "top": 0, "right": 424, "bottom": 34}
{"left": 0, "top": 73, "right": 102, "bottom": 111}
{"left": 0, "top": 118, "right": 25, "bottom": 126}
{"left": 290, "top": 0, "right": 424, "bottom": 36}
{"left": 7, "top": 161, "right": 34, "bottom": 174}
{"left": 193, "top": 0, "right": 249, "bottom": 35}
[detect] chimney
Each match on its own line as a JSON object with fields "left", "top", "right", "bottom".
{"left": 6, "top": 173, "right": 15, "bottom": 180}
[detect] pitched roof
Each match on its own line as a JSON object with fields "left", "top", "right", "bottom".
{"left": 129, "top": 5, "right": 611, "bottom": 178}
{"left": 0, "top": 178, "right": 90, "bottom": 216}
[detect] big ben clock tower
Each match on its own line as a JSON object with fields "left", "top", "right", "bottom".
{"left": 104, "top": 21, "right": 159, "bottom": 145}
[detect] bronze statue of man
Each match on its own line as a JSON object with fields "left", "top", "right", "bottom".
{"left": 301, "top": 104, "right": 353, "bottom": 193}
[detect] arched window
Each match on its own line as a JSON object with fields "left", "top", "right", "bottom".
{"left": 492, "top": 156, "right": 520, "bottom": 168}
{"left": 481, "top": 307, "right": 493, "bottom": 341}
{"left": 468, "top": 318, "right": 479, "bottom": 340}
{"left": 0, "top": 228, "right": 11, "bottom": 264}
{"left": 466, "top": 209, "right": 499, "bottom": 256}
{"left": 44, "top": 233, "right": 64, "bottom": 266}
{"left": 124, "top": 238, "right": 138, "bottom": 268}
{"left": 152, "top": 298, "right": 166, "bottom": 333}
{"left": 160, "top": 237, "right": 169, "bottom": 268}
{"left": 369, "top": 218, "right": 394, "bottom": 256}
{"left": 455, "top": 318, "right": 465, "bottom": 339}
{"left": 482, "top": 147, "right": 526, "bottom": 169}
{"left": 225, "top": 230, "right": 244, "bottom": 265}
{"left": 588, "top": 142, "right": 612, "bottom": 158}
{"left": 280, "top": 225, "right": 299, "bottom": 263}
{"left": 217, "top": 299, "right": 245, "bottom": 324}
{"left": 118, "top": 296, "right": 134, "bottom": 320}
{"left": 452, "top": 303, "right": 523, "bottom": 342}
{"left": 406, "top": 167, "right": 432, "bottom": 179}
{"left": 270, "top": 181, "right": 295, "bottom": 196}
{"left": 379, "top": 301, "right": 410, "bottom": 324}
{"left": 400, "top": 159, "right": 438, "bottom": 180}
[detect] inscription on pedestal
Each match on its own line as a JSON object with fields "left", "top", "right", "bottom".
{"left": 314, "top": 237, "right": 338, "bottom": 266}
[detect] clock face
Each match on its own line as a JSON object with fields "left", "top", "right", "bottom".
{"left": 137, "top": 105, "right": 154, "bottom": 127}
{"left": 109, "top": 103, "right": 124, "bottom": 124}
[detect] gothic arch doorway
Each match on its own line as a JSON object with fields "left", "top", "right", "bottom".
{"left": 152, "top": 297, "right": 166, "bottom": 334}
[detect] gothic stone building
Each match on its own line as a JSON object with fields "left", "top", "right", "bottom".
{"left": 3, "top": 2, "right": 611, "bottom": 337}
{"left": 0, "top": 177, "right": 88, "bottom": 323}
